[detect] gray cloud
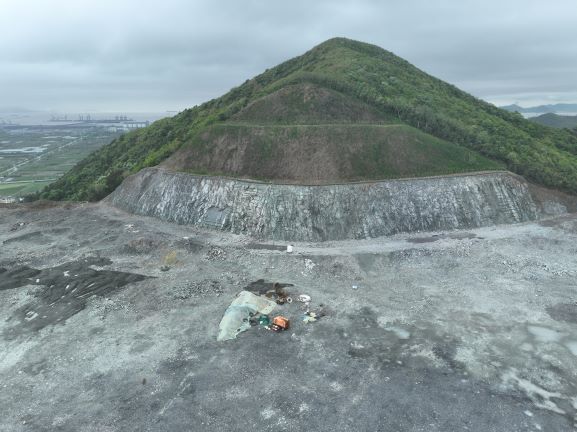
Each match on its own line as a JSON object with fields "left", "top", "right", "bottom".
{"left": 1, "top": 0, "right": 576, "bottom": 112}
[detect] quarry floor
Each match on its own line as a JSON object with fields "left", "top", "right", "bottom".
{"left": 1, "top": 202, "right": 577, "bottom": 432}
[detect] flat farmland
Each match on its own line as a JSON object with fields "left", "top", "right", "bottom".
{"left": 0, "top": 125, "right": 121, "bottom": 198}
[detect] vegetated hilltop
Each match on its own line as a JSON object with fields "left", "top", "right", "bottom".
{"left": 160, "top": 82, "right": 498, "bottom": 182}
{"left": 41, "top": 37, "right": 577, "bottom": 200}
{"left": 530, "top": 113, "right": 577, "bottom": 130}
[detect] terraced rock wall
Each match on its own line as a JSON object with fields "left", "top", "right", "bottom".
{"left": 105, "top": 168, "right": 564, "bottom": 241}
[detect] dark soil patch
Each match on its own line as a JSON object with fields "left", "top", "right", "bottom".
{"left": 120, "top": 238, "right": 166, "bottom": 255}
{"left": 246, "top": 243, "right": 287, "bottom": 251}
{"left": 175, "top": 238, "right": 204, "bottom": 253}
{"left": 539, "top": 213, "right": 577, "bottom": 229}
{"left": 407, "top": 232, "right": 477, "bottom": 243}
{"left": 3, "top": 231, "right": 47, "bottom": 245}
{"left": 407, "top": 236, "right": 440, "bottom": 244}
{"left": 546, "top": 303, "right": 577, "bottom": 324}
{"left": 1, "top": 257, "right": 151, "bottom": 338}
{"left": 244, "top": 279, "right": 294, "bottom": 295}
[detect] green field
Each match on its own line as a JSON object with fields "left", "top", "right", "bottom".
{"left": 0, "top": 126, "right": 121, "bottom": 198}
{"left": 0, "top": 183, "right": 27, "bottom": 195}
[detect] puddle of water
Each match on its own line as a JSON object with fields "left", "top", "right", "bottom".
{"left": 385, "top": 326, "right": 411, "bottom": 340}
{"left": 564, "top": 341, "right": 577, "bottom": 356}
{"left": 376, "top": 317, "right": 411, "bottom": 340}
{"left": 527, "top": 325, "right": 564, "bottom": 343}
{"left": 502, "top": 369, "right": 566, "bottom": 415}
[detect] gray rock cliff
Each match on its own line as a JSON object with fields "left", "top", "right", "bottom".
{"left": 105, "top": 168, "right": 565, "bottom": 241}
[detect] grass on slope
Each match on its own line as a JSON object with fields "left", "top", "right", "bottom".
{"left": 162, "top": 123, "right": 502, "bottom": 182}
{"left": 231, "top": 82, "right": 392, "bottom": 124}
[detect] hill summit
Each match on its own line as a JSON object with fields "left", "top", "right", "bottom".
{"left": 42, "top": 37, "right": 577, "bottom": 200}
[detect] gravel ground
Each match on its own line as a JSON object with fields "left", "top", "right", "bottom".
{"left": 0, "top": 202, "right": 576, "bottom": 431}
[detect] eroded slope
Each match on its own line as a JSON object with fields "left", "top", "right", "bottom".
{"left": 162, "top": 123, "right": 500, "bottom": 182}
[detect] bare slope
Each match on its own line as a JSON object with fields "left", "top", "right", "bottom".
{"left": 162, "top": 123, "right": 501, "bottom": 183}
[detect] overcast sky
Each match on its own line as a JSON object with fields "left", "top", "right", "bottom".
{"left": 1, "top": 0, "right": 576, "bottom": 113}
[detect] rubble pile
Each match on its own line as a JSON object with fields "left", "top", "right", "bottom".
{"left": 216, "top": 280, "right": 326, "bottom": 341}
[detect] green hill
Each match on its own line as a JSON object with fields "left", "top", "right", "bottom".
{"left": 40, "top": 37, "right": 577, "bottom": 201}
{"left": 530, "top": 113, "right": 577, "bottom": 129}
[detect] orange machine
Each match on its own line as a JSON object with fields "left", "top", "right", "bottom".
{"left": 272, "top": 316, "right": 290, "bottom": 331}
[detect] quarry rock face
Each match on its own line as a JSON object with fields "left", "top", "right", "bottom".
{"left": 106, "top": 168, "right": 564, "bottom": 241}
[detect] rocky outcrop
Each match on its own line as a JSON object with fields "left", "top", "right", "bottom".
{"left": 105, "top": 168, "right": 568, "bottom": 241}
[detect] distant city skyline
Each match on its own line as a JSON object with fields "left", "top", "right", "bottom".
{"left": 1, "top": 0, "right": 576, "bottom": 112}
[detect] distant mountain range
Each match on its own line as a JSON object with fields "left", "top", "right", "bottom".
{"left": 501, "top": 103, "right": 577, "bottom": 114}
{"left": 530, "top": 113, "right": 577, "bottom": 129}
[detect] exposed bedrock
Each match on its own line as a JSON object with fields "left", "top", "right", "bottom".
{"left": 105, "top": 168, "right": 573, "bottom": 241}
